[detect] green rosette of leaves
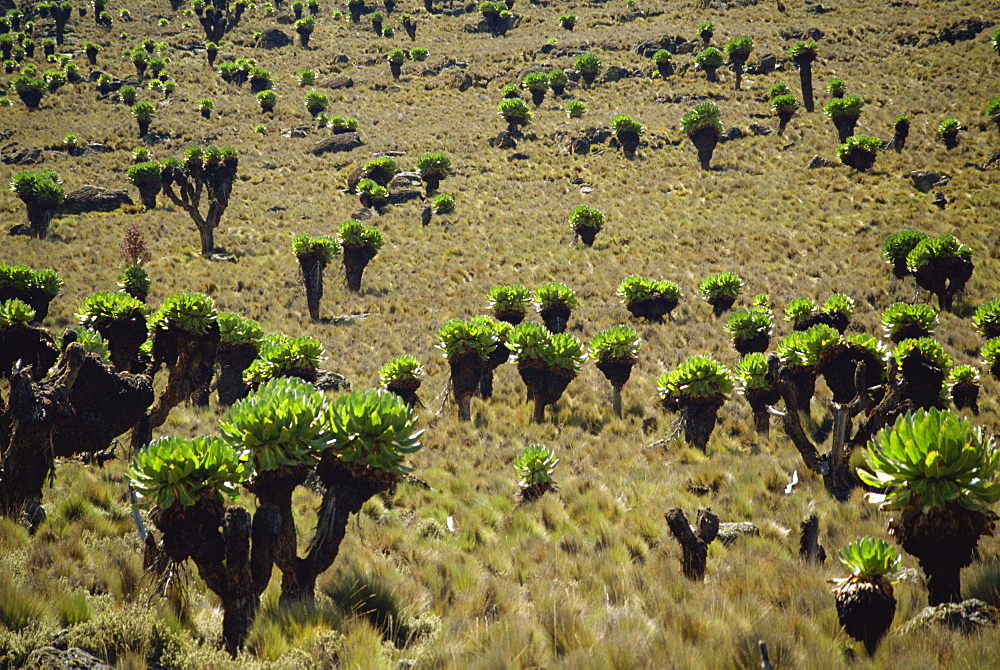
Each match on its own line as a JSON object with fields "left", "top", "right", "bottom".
{"left": 130, "top": 435, "right": 246, "bottom": 510}
{"left": 0, "top": 298, "right": 36, "bottom": 327}
{"left": 514, "top": 444, "right": 558, "bottom": 489}
{"left": 217, "top": 312, "right": 263, "bottom": 346}
{"left": 76, "top": 291, "right": 146, "bottom": 327}
{"left": 834, "top": 537, "right": 901, "bottom": 585}
{"left": 148, "top": 292, "right": 217, "bottom": 334}
{"left": 658, "top": 355, "right": 733, "bottom": 401}
{"left": 323, "top": 389, "right": 423, "bottom": 475}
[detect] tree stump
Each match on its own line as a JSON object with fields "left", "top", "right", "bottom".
{"left": 665, "top": 507, "right": 719, "bottom": 581}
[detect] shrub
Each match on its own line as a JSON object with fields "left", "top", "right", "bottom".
{"left": 589, "top": 324, "right": 639, "bottom": 361}
{"left": 616, "top": 275, "right": 681, "bottom": 303}
{"left": 986, "top": 95, "right": 1000, "bottom": 122}
{"left": 292, "top": 233, "right": 341, "bottom": 262}
{"left": 771, "top": 94, "right": 799, "bottom": 114}
{"left": 836, "top": 135, "right": 881, "bottom": 168}
{"left": 501, "top": 82, "right": 520, "bottom": 98}
{"left": 410, "top": 47, "right": 428, "bottom": 61}
{"left": 569, "top": 204, "right": 604, "bottom": 233}
{"left": 938, "top": 118, "right": 961, "bottom": 136}
{"left": 821, "top": 294, "right": 855, "bottom": 319}
{"left": 387, "top": 48, "right": 406, "bottom": 65}
{"left": 10, "top": 168, "right": 64, "bottom": 207}
{"left": 380, "top": 355, "right": 424, "bottom": 386}
{"left": 498, "top": 97, "right": 532, "bottom": 126}
{"left": 244, "top": 335, "right": 325, "bottom": 386}
{"left": 431, "top": 192, "right": 455, "bottom": 214}
{"left": 488, "top": 284, "right": 531, "bottom": 315}
{"left": 118, "top": 85, "right": 137, "bottom": 105}
{"left": 255, "top": 89, "right": 276, "bottom": 111}
{"left": 972, "top": 299, "right": 1000, "bottom": 339}
{"left": 735, "top": 352, "right": 771, "bottom": 391}
{"left": 328, "top": 115, "right": 358, "bottom": 133}
{"left": 824, "top": 94, "right": 865, "bottom": 119}
{"left": 827, "top": 78, "right": 846, "bottom": 97}
{"left": 339, "top": 218, "right": 384, "bottom": 250}
{"left": 859, "top": 408, "right": 1000, "bottom": 513}
{"left": 699, "top": 272, "right": 743, "bottom": 303}
{"left": 76, "top": 291, "right": 145, "bottom": 327}
{"left": 217, "top": 312, "right": 263, "bottom": 346}
{"left": 906, "top": 234, "right": 972, "bottom": 274}
{"left": 882, "top": 303, "right": 938, "bottom": 340}
{"left": 836, "top": 537, "right": 901, "bottom": 582}
{"left": 565, "top": 100, "right": 586, "bottom": 118}
{"left": 658, "top": 355, "right": 733, "bottom": 401}
{"left": 725, "top": 35, "right": 753, "bottom": 58}
{"left": 118, "top": 264, "right": 150, "bottom": 298}
{"left": 694, "top": 47, "right": 724, "bottom": 70}
{"left": 981, "top": 338, "right": 1000, "bottom": 369}
{"left": 415, "top": 152, "right": 452, "bottom": 180}
{"left": 767, "top": 82, "right": 792, "bottom": 100}
{"left": 129, "top": 435, "right": 245, "bottom": 509}
{"left": 297, "top": 68, "right": 315, "bottom": 86}
{"left": 522, "top": 72, "right": 549, "bottom": 92}
{"left": 882, "top": 229, "right": 927, "bottom": 271}
{"left": 304, "top": 90, "right": 329, "bottom": 115}
{"left": 558, "top": 14, "right": 575, "bottom": 30}
{"left": 725, "top": 307, "right": 772, "bottom": 342}
{"left": 0, "top": 298, "right": 35, "bottom": 327}
{"left": 198, "top": 97, "right": 214, "bottom": 113}
{"left": 573, "top": 53, "right": 602, "bottom": 75}
{"left": 535, "top": 282, "right": 578, "bottom": 311}
{"left": 549, "top": 69, "right": 568, "bottom": 88}
{"left": 611, "top": 114, "right": 643, "bottom": 135}
{"left": 775, "top": 324, "right": 841, "bottom": 369}
{"left": 149, "top": 292, "right": 217, "bottom": 335}
{"left": 515, "top": 444, "right": 558, "bottom": 489}
{"left": 680, "top": 102, "right": 722, "bottom": 135}
{"left": 893, "top": 337, "right": 952, "bottom": 373}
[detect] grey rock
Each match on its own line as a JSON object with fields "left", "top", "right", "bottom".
{"left": 257, "top": 28, "right": 293, "bottom": 49}
{"left": 602, "top": 66, "right": 633, "bottom": 83}
{"left": 333, "top": 54, "right": 350, "bottom": 64}
{"left": 1, "top": 147, "right": 43, "bottom": 165}
{"left": 719, "top": 127, "right": 745, "bottom": 143}
{"left": 508, "top": 152, "right": 529, "bottom": 161}
{"left": 749, "top": 123, "right": 772, "bottom": 136}
{"left": 780, "top": 28, "right": 824, "bottom": 41}
{"left": 688, "top": 521, "right": 759, "bottom": 546}
{"left": 631, "top": 35, "right": 696, "bottom": 58}
{"left": 910, "top": 171, "right": 949, "bottom": 193}
{"left": 806, "top": 3, "right": 833, "bottom": 13}
{"left": 983, "top": 150, "right": 1000, "bottom": 169}
{"left": 446, "top": 71, "right": 473, "bottom": 91}
{"left": 921, "top": 19, "right": 994, "bottom": 47}
{"left": 389, "top": 172, "right": 422, "bottom": 189}
{"left": 83, "top": 143, "right": 113, "bottom": 154}
{"left": 489, "top": 130, "right": 518, "bottom": 150}
{"left": 554, "top": 126, "right": 612, "bottom": 155}
{"left": 387, "top": 188, "right": 422, "bottom": 204}
{"left": 745, "top": 53, "right": 777, "bottom": 75}
{"left": 25, "top": 646, "right": 112, "bottom": 670}
{"left": 57, "top": 185, "right": 133, "bottom": 215}
{"left": 311, "top": 132, "right": 364, "bottom": 156}
{"left": 321, "top": 75, "right": 354, "bottom": 90}
{"left": 315, "top": 370, "right": 350, "bottom": 391}
{"left": 351, "top": 207, "right": 379, "bottom": 221}
{"left": 807, "top": 155, "right": 837, "bottom": 169}
{"left": 281, "top": 126, "right": 312, "bottom": 138}
{"left": 900, "top": 599, "right": 1000, "bottom": 635}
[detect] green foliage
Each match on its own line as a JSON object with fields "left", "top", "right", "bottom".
{"left": 824, "top": 94, "right": 865, "bottom": 119}
{"left": 535, "top": 282, "right": 577, "bottom": 311}
{"left": 821, "top": 294, "right": 855, "bottom": 318}
{"left": 64, "top": 326, "right": 111, "bottom": 362}
{"left": 882, "top": 229, "right": 927, "bottom": 265}
{"left": 255, "top": 89, "right": 276, "bottom": 109}
{"left": 573, "top": 53, "right": 602, "bottom": 74}
{"left": 547, "top": 333, "right": 586, "bottom": 374}
{"left": 788, "top": 41, "right": 818, "bottom": 59}
{"left": 508, "top": 322, "right": 551, "bottom": 363}
{"left": 893, "top": 337, "right": 952, "bottom": 372}
{"left": 514, "top": 444, "right": 558, "bottom": 489}
{"left": 836, "top": 537, "right": 901, "bottom": 583}
{"left": 220, "top": 376, "right": 330, "bottom": 472}
{"left": 197, "top": 98, "right": 213, "bottom": 112}
{"left": 565, "top": 100, "right": 586, "bottom": 118}
{"left": 881, "top": 303, "right": 938, "bottom": 339}
{"left": 981, "top": 337, "right": 1000, "bottom": 366}
{"left": 826, "top": 78, "right": 846, "bottom": 97}
{"left": 973, "top": 299, "right": 1000, "bottom": 337}
{"left": 775, "top": 324, "right": 841, "bottom": 368}
{"left": 569, "top": 204, "right": 604, "bottom": 233}
{"left": 30, "top": 269, "right": 63, "bottom": 296}
{"left": 325, "top": 389, "right": 423, "bottom": 475}
{"left": 304, "top": 90, "right": 329, "bottom": 114}
{"left": 296, "top": 68, "right": 315, "bottom": 86}
{"left": 986, "top": 95, "right": 1000, "bottom": 119}
{"left": 0, "top": 298, "right": 35, "bottom": 327}
{"left": 217, "top": 312, "right": 263, "bottom": 346}
{"left": 725, "top": 307, "right": 772, "bottom": 341}
{"left": 130, "top": 435, "right": 245, "bottom": 509}
{"left": 771, "top": 94, "right": 799, "bottom": 114}
{"left": 380, "top": 355, "right": 424, "bottom": 386}
{"left": 658, "top": 355, "right": 733, "bottom": 401}
{"left": 547, "top": 70, "right": 568, "bottom": 89}
{"left": 126, "top": 161, "right": 162, "bottom": 185}
{"left": 611, "top": 114, "right": 643, "bottom": 135}
{"left": 339, "top": 219, "right": 384, "bottom": 250}
{"left": 387, "top": 48, "right": 406, "bottom": 65}
{"left": 9, "top": 168, "right": 64, "bottom": 206}
{"left": 522, "top": 72, "right": 549, "bottom": 92}
{"left": 905, "top": 234, "right": 972, "bottom": 273}
{"left": 76, "top": 291, "right": 145, "bottom": 327}
{"left": 118, "top": 263, "right": 150, "bottom": 297}
{"left": 836, "top": 135, "right": 881, "bottom": 160}
{"left": 501, "top": 82, "right": 520, "bottom": 98}
{"left": 363, "top": 156, "right": 398, "bottom": 179}
{"left": 843, "top": 334, "right": 890, "bottom": 380}
{"left": 589, "top": 324, "right": 640, "bottom": 362}
{"left": 558, "top": 14, "right": 575, "bottom": 29}
{"left": 11, "top": 73, "right": 45, "bottom": 95}
{"left": 293, "top": 234, "right": 341, "bottom": 262}
{"left": 681, "top": 102, "right": 723, "bottom": 135}
{"left": 937, "top": 118, "right": 961, "bottom": 135}
{"left": 437, "top": 318, "right": 497, "bottom": 360}
{"left": 148, "top": 292, "right": 217, "bottom": 335}
{"left": 117, "top": 85, "right": 138, "bottom": 106}
{"left": 948, "top": 365, "right": 979, "bottom": 386}
{"left": 487, "top": 284, "right": 531, "bottom": 314}
{"left": 859, "top": 408, "right": 1000, "bottom": 514}
{"left": 431, "top": 193, "right": 455, "bottom": 214}
{"left": 652, "top": 49, "right": 672, "bottom": 65}
{"left": 616, "top": 275, "right": 681, "bottom": 303}
{"left": 694, "top": 47, "right": 724, "bottom": 69}
{"left": 725, "top": 35, "right": 753, "bottom": 58}
{"left": 411, "top": 47, "right": 429, "bottom": 61}
{"left": 478, "top": 1, "right": 504, "bottom": 15}
{"left": 697, "top": 21, "right": 714, "bottom": 34}
{"left": 498, "top": 97, "right": 532, "bottom": 125}
{"left": 415, "top": 152, "right": 452, "bottom": 179}
{"left": 699, "top": 272, "right": 743, "bottom": 302}
{"left": 131, "top": 101, "right": 155, "bottom": 121}
{"left": 735, "top": 352, "right": 772, "bottom": 391}
{"left": 295, "top": 16, "right": 315, "bottom": 32}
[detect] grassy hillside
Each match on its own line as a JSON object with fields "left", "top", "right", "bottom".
{"left": 2, "top": 0, "right": 1000, "bottom": 666}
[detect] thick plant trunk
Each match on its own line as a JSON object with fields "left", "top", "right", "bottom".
{"left": 893, "top": 124, "right": 908, "bottom": 152}
{"left": 343, "top": 245, "right": 376, "bottom": 292}
{"left": 136, "top": 181, "right": 161, "bottom": 210}
{"left": 450, "top": 353, "right": 484, "bottom": 421}
{"left": 149, "top": 325, "right": 221, "bottom": 428}
{"left": 530, "top": 89, "right": 545, "bottom": 107}
{"left": 951, "top": 383, "right": 979, "bottom": 414}
{"left": 94, "top": 316, "right": 148, "bottom": 372}
{"left": 137, "top": 118, "right": 150, "bottom": 137}
{"left": 797, "top": 61, "right": 814, "bottom": 112}
{"left": 596, "top": 358, "right": 633, "bottom": 418}
{"left": 626, "top": 296, "right": 676, "bottom": 322}
{"left": 745, "top": 388, "right": 780, "bottom": 436}
{"left": 708, "top": 295, "right": 736, "bottom": 316}
{"left": 478, "top": 343, "right": 509, "bottom": 399}
{"left": 216, "top": 342, "right": 258, "bottom": 406}
{"left": 611, "top": 386, "right": 623, "bottom": 418}
{"left": 577, "top": 226, "right": 598, "bottom": 246}
{"left": 703, "top": 65, "right": 718, "bottom": 83}
{"left": 679, "top": 398, "right": 724, "bottom": 451}
{"left": 891, "top": 505, "right": 993, "bottom": 606}
{"left": 731, "top": 57, "right": 746, "bottom": 91}
{"left": 389, "top": 61, "right": 401, "bottom": 80}
{"left": 494, "top": 309, "right": 525, "bottom": 326}
{"left": 665, "top": 507, "right": 719, "bottom": 581}
{"left": 0, "top": 324, "right": 58, "bottom": 379}
{"left": 617, "top": 130, "right": 640, "bottom": 158}
{"left": 198, "top": 225, "right": 216, "bottom": 257}
{"left": 386, "top": 379, "right": 421, "bottom": 408}
{"left": 734, "top": 333, "right": 769, "bottom": 356}
{"left": 25, "top": 202, "right": 55, "bottom": 239}
{"left": 690, "top": 127, "right": 718, "bottom": 171}
{"left": 423, "top": 174, "right": 440, "bottom": 197}
{"left": 833, "top": 115, "right": 859, "bottom": 144}
{"left": 539, "top": 304, "right": 571, "bottom": 333}
{"left": 835, "top": 580, "right": 895, "bottom": 655}
{"left": 297, "top": 252, "right": 327, "bottom": 322}
{"left": 777, "top": 110, "right": 794, "bottom": 136}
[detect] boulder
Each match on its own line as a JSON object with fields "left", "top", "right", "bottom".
{"left": 1, "top": 147, "right": 43, "bottom": 165}
{"left": 745, "top": 53, "right": 777, "bottom": 75}
{"left": 555, "top": 126, "right": 612, "bottom": 155}
{"left": 909, "top": 170, "right": 949, "bottom": 193}
{"left": 25, "top": 646, "right": 112, "bottom": 670}
{"left": 631, "top": 35, "right": 696, "bottom": 57}
{"left": 807, "top": 155, "right": 837, "bottom": 169}
{"left": 489, "top": 130, "right": 518, "bottom": 150}
{"left": 389, "top": 172, "right": 422, "bottom": 190}
{"left": 749, "top": 123, "right": 772, "bottom": 136}
{"left": 57, "top": 185, "right": 133, "bottom": 215}
{"left": 900, "top": 599, "right": 1000, "bottom": 635}
{"left": 921, "top": 19, "right": 994, "bottom": 46}
{"left": 601, "top": 66, "right": 633, "bottom": 83}
{"left": 321, "top": 75, "right": 354, "bottom": 90}
{"left": 387, "top": 188, "right": 423, "bottom": 204}
{"left": 257, "top": 28, "right": 292, "bottom": 49}
{"left": 311, "top": 132, "right": 364, "bottom": 156}
{"left": 719, "top": 127, "right": 745, "bottom": 143}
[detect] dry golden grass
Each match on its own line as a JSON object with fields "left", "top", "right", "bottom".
{"left": 3, "top": 0, "right": 1000, "bottom": 667}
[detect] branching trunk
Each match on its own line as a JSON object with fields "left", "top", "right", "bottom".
{"left": 665, "top": 507, "right": 719, "bottom": 581}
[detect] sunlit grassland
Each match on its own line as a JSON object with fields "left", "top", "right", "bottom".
{"left": 2, "top": 0, "right": 1000, "bottom": 666}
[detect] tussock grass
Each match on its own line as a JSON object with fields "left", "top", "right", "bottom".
{"left": 2, "top": 0, "right": 1000, "bottom": 666}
